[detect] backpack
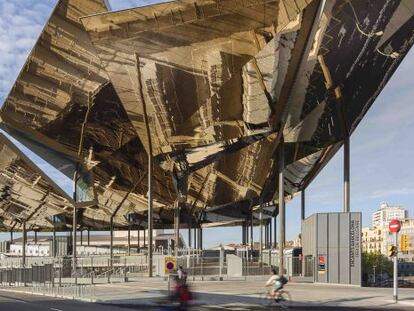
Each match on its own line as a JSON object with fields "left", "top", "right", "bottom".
{"left": 281, "top": 276, "right": 288, "bottom": 285}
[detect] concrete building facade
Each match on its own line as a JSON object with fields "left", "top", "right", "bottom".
{"left": 372, "top": 203, "right": 407, "bottom": 228}
{"left": 362, "top": 203, "right": 413, "bottom": 262}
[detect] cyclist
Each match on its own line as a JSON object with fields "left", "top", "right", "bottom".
{"left": 265, "top": 268, "right": 287, "bottom": 300}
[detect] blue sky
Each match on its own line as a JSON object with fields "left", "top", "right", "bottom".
{"left": 0, "top": 1, "right": 413, "bottom": 247}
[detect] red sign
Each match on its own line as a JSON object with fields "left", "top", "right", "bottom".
{"left": 389, "top": 219, "right": 401, "bottom": 233}
{"left": 318, "top": 256, "right": 325, "bottom": 264}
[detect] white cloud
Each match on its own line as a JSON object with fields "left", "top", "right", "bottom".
{"left": 0, "top": 0, "right": 55, "bottom": 105}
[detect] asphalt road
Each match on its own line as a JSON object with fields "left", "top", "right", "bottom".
{"left": 0, "top": 291, "right": 133, "bottom": 311}
{"left": 0, "top": 290, "right": 412, "bottom": 311}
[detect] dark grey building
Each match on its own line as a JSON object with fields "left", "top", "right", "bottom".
{"left": 302, "top": 212, "right": 362, "bottom": 286}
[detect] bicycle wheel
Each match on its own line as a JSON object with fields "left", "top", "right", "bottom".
{"left": 277, "top": 291, "right": 292, "bottom": 309}
{"left": 259, "top": 291, "right": 273, "bottom": 307}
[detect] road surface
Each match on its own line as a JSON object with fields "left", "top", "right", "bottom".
{"left": 1, "top": 289, "right": 413, "bottom": 311}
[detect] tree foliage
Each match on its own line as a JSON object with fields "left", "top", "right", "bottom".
{"left": 362, "top": 252, "right": 393, "bottom": 285}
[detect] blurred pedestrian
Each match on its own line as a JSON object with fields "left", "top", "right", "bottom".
{"left": 177, "top": 265, "right": 187, "bottom": 282}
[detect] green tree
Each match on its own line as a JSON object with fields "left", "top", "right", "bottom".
{"left": 362, "top": 252, "right": 393, "bottom": 286}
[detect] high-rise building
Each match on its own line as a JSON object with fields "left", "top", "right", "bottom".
{"left": 362, "top": 203, "right": 414, "bottom": 263}
{"left": 372, "top": 202, "right": 407, "bottom": 228}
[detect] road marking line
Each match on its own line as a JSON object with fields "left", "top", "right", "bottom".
{"left": 50, "top": 308, "right": 63, "bottom": 311}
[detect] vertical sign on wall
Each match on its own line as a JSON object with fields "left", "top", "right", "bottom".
{"left": 350, "top": 213, "right": 361, "bottom": 285}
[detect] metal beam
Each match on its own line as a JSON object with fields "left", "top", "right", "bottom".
{"left": 110, "top": 217, "right": 114, "bottom": 267}
{"left": 270, "top": 0, "right": 324, "bottom": 136}
{"left": 22, "top": 221, "right": 26, "bottom": 267}
{"left": 188, "top": 222, "right": 192, "bottom": 249}
{"left": 301, "top": 190, "right": 306, "bottom": 221}
{"left": 174, "top": 201, "right": 181, "bottom": 257}
{"left": 278, "top": 139, "right": 285, "bottom": 276}
{"left": 273, "top": 215, "right": 277, "bottom": 249}
{"left": 127, "top": 220, "right": 131, "bottom": 256}
{"left": 52, "top": 216, "right": 56, "bottom": 258}
{"left": 193, "top": 227, "right": 197, "bottom": 249}
{"left": 199, "top": 227, "right": 203, "bottom": 250}
{"left": 250, "top": 212, "right": 254, "bottom": 251}
{"left": 344, "top": 135, "right": 350, "bottom": 213}
{"left": 269, "top": 218, "right": 272, "bottom": 249}
{"left": 137, "top": 228, "right": 140, "bottom": 253}
{"left": 73, "top": 166, "right": 78, "bottom": 286}
{"left": 259, "top": 202, "right": 263, "bottom": 265}
{"left": 136, "top": 53, "right": 154, "bottom": 277}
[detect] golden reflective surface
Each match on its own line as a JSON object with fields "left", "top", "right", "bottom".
{"left": 0, "top": 0, "right": 413, "bottom": 230}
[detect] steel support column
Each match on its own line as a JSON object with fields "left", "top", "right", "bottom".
{"left": 10, "top": 231, "right": 13, "bottom": 243}
{"left": 301, "top": 190, "right": 306, "bottom": 221}
{"left": 194, "top": 227, "right": 197, "bottom": 249}
{"left": 110, "top": 217, "right": 114, "bottom": 267}
{"left": 87, "top": 229, "right": 90, "bottom": 246}
{"left": 259, "top": 203, "right": 263, "bottom": 265}
{"left": 250, "top": 212, "right": 254, "bottom": 252}
{"left": 188, "top": 222, "right": 192, "bottom": 249}
{"left": 128, "top": 223, "right": 131, "bottom": 256}
{"left": 72, "top": 204, "right": 77, "bottom": 285}
{"left": 278, "top": 139, "right": 285, "bottom": 276}
{"left": 174, "top": 201, "right": 181, "bottom": 257}
{"left": 22, "top": 221, "right": 26, "bottom": 267}
{"left": 242, "top": 224, "right": 245, "bottom": 245}
{"left": 34, "top": 230, "right": 38, "bottom": 244}
{"left": 137, "top": 54, "right": 154, "bottom": 277}
{"left": 73, "top": 163, "right": 79, "bottom": 285}
{"left": 53, "top": 216, "right": 56, "bottom": 258}
{"left": 137, "top": 229, "right": 140, "bottom": 253}
{"left": 273, "top": 216, "right": 277, "bottom": 249}
{"left": 80, "top": 230, "right": 83, "bottom": 245}
{"left": 344, "top": 134, "right": 350, "bottom": 213}
{"left": 199, "top": 227, "right": 203, "bottom": 250}
{"left": 269, "top": 219, "right": 273, "bottom": 249}
{"left": 245, "top": 220, "right": 249, "bottom": 246}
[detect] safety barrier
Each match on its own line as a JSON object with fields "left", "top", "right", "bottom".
{"left": 0, "top": 264, "right": 53, "bottom": 286}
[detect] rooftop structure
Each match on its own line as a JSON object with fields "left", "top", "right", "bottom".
{"left": 0, "top": 0, "right": 412, "bottom": 236}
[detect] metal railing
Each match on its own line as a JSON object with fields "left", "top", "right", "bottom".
{"left": 31, "top": 283, "right": 95, "bottom": 298}
{"left": 0, "top": 253, "right": 315, "bottom": 287}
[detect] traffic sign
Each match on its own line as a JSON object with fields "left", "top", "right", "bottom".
{"left": 389, "top": 219, "right": 401, "bottom": 233}
{"left": 400, "top": 234, "right": 409, "bottom": 251}
{"left": 388, "top": 245, "right": 397, "bottom": 257}
{"left": 164, "top": 256, "right": 176, "bottom": 273}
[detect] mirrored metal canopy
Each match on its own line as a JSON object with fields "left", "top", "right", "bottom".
{"left": 0, "top": 0, "right": 413, "bottom": 231}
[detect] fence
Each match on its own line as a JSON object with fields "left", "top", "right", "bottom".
{"left": 0, "top": 253, "right": 315, "bottom": 288}
{"left": 31, "top": 283, "right": 95, "bottom": 299}
{"left": 0, "top": 264, "right": 53, "bottom": 286}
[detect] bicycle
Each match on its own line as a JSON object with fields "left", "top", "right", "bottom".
{"left": 260, "top": 288, "right": 291, "bottom": 309}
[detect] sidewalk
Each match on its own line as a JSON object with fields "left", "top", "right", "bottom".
{"left": 1, "top": 277, "right": 413, "bottom": 309}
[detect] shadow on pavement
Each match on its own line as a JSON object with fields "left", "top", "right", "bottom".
{"left": 102, "top": 289, "right": 412, "bottom": 311}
